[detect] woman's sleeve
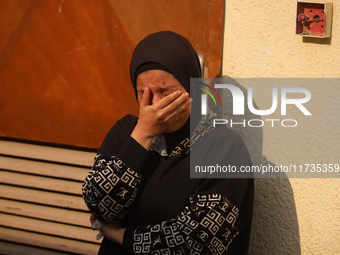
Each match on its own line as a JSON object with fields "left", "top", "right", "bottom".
{"left": 82, "top": 153, "right": 143, "bottom": 223}
{"left": 122, "top": 193, "right": 241, "bottom": 255}
{"left": 82, "top": 115, "right": 151, "bottom": 223}
{"left": 122, "top": 128, "right": 254, "bottom": 255}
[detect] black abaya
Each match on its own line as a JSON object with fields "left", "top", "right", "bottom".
{"left": 83, "top": 114, "right": 253, "bottom": 254}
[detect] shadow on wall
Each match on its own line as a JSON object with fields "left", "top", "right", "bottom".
{"left": 211, "top": 77, "right": 301, "bottom": 255}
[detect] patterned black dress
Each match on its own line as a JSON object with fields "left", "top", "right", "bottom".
{"left": 82, "top": 114, "right": 254, "bottom": 255}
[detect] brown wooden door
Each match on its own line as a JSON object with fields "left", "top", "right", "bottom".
{"left": 0, "top": 0, "right": 224, "bottom": 148}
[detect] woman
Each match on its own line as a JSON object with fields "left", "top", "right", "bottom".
{"left": 82, "top": 31, "right": 254, "bottom": 254}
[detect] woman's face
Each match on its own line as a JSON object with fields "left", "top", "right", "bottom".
{"left": 136, "top": 69, "right": 190, "bottom": 133}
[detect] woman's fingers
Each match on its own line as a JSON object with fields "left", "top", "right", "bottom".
{"left": 140, "top": 87, "right": 151, "bottom": 107}
{"left": 159, "top": 92, "right": 190, "bottom": 119}
{"left": 89, "top": 214, "right": 97, "bottom": 229}
{"left": 155, "top": 90, "right": 183, "bottom": 109}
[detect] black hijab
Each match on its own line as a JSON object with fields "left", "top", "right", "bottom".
{"left": 129, "top": 31, "right": 201, "bottom": 96}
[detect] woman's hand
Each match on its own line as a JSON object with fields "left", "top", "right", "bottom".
{"left": 90, "top": 215, "right": 126, "bottom": 245}
{"left": 100, "top": 221, "right": 126, "bottom": 245}
{"left": 90, "top": 214, "right": 97, "bottom": 229}
{"left": 131, "top": 87, "right": 191, "bottom": 150}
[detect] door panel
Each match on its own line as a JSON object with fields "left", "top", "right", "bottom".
{"left": 0, "top": 0, "right": 224, "bottom": 148}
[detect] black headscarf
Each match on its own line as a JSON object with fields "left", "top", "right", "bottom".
{"left": 129, "top": 31, "right": 201, "bottom": 97}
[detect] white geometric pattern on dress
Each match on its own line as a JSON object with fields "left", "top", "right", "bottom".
{"left": 132, "top": 194, "right": 239, "bottom": 255}
{"left": 82, "top": 154, "right": 142, "bottom": 223}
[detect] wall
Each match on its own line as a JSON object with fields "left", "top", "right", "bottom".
{"left": 222, "top": 0, "right": 339, "bottom": 254}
